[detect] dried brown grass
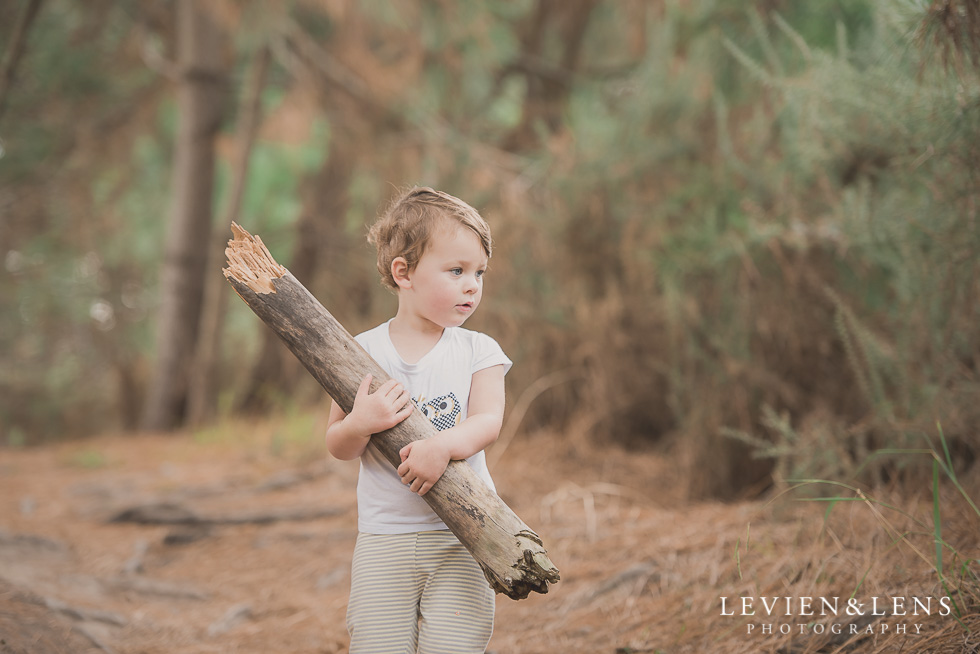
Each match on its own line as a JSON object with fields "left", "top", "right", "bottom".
{"left": 0, "top": 419, "right": 977, "bottom": 653}
{"left": 490, "top": 429, "right": 980, "bottom": 653}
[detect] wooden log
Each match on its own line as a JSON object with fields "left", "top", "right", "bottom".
{"left": 222, "top": 223, "right": 559, "bottom": 600}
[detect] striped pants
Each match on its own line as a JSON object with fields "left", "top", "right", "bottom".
{"left": 346, "top": 531, "right": 495, "bottom": 654}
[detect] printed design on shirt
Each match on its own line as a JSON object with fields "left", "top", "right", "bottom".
{"left": 414, "top": 392, "right": 462, "bottom": 432}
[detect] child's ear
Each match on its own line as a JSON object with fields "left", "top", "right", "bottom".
{"left": 391, "top": 257, "right": 412, "bottom": 289}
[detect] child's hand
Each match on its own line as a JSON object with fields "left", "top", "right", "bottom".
{"left": 397, "top": 438, "right": 450, "bottom": 496}
{"left": 348, "top": 374, "right": 414, "bottom": 435}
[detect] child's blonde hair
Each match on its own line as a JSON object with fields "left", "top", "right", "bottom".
{"left": 367, "top": 187, "right": 492, "bottom": 292}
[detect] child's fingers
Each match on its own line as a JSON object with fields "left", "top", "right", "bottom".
{"left": 378, "top": 379, "right": 400, "bottom": 397}
{"left": 394, "top": 390, "right": 413, "bottom": 410}
{"left": 356, "top": 374, "right": 373, "bottom": 397}
{"left": 392, "top": 403, "right": 413, "bottom": 425}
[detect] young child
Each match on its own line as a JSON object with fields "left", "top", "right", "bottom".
{"left": 325, "top": 186, "right": 511, "bottom": 653}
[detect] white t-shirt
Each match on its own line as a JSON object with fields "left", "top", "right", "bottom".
{"left": 353, "top": 320, "right": 512, "bottom": 534}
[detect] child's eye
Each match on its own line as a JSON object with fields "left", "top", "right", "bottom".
{"left": 476, "top": 269, "right": 486, "bottom": 278}
{"left": 450, "top": 267, "right": 463, "bottom": 275}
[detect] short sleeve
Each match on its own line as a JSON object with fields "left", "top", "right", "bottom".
{"left": 472, "top": 332, "right": 513, "bottom": 376}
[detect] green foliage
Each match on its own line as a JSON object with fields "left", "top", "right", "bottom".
{"left": 3, "top": 0, "right": 979, "bottom": 510}
{"left": 783, "top": 426, "right": 980, "bottom": 624}
{"left": 709, "top": 3, "right": 980, "bottom": 486}
{"left": 235, "top": 122, "right": 328, "bottom": 258}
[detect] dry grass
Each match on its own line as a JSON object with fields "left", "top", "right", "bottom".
{"left": 0, "top": 414, "right": 977, "bottom": 653}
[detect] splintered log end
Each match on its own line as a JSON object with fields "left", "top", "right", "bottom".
{"left": 222, "top": 222, "right": 287, "bottom": 294}
{"left": 485, "top": 530, "right": 561, "bottom": 600}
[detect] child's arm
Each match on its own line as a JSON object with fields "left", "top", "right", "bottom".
{"left": 325, "top": 373, "right": 414, "bottom": 460}
{"left": 396, "top": 364, "right": 506, "bottom": 496}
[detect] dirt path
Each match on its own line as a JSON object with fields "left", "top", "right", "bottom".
{"left": 1, "top": 420, "right": 977, "bottom": 653}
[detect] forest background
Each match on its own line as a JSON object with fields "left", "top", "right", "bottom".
{"left": 3, "top": 0, "right": 980, "bottom": 502}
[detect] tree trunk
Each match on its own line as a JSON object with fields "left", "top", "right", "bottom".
{"left": 0, "top": 0, "right": 44, "bottom": 125}
{"left": 188, "top": 45, "right": 271, "bottom": 427}
{"left": 501, "top": 0, "right": 597, "bottom": 152}
{"left": 141, "top": 0, "right": 227, "bottom": 431}
{"left": 223, "top": 223, "right": 560, "bottom": 600}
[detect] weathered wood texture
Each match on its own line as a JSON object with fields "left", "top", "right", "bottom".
{"left": 223, "top": 223, "right": 559, "bottom": 600}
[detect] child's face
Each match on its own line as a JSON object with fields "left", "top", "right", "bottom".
{"left": 401, "top": 223, "right": 488, "bottom": 329}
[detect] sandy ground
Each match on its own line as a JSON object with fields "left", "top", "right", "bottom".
{"left": 1, "top": 416, "right": 978, "bottom": 653}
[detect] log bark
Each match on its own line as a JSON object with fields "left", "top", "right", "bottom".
{"left": 223, "top": 223, "right": 559, "bottom": 600}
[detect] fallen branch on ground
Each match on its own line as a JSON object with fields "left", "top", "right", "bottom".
{"left": 109, "top": 502, "right": 342, "bottom": 526}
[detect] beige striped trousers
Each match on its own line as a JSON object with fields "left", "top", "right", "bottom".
{"left": 346, "top": 530, "right": 495, "bottom": 653}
